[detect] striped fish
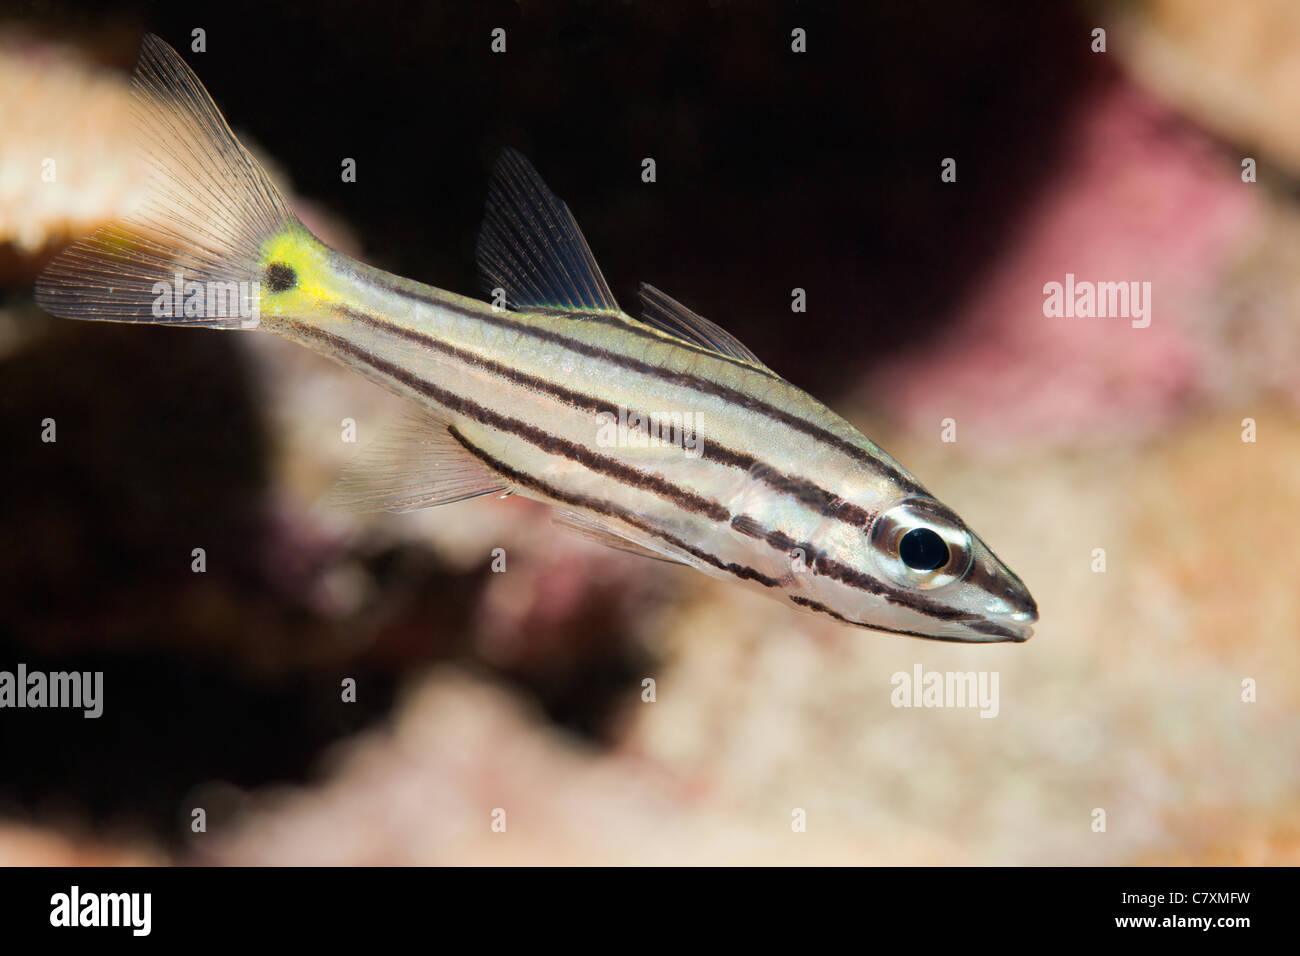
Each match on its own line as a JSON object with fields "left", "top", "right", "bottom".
{"left": 35, "top": 35, "right": 1037, "bottom": 642}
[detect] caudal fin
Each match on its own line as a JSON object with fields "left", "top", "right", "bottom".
{"left": 35, "top": 34, "right": 294, "bottom": 329}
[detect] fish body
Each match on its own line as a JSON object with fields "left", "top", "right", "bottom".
{"left": 36, "top": 36, "right": 1038, "bottom": 642}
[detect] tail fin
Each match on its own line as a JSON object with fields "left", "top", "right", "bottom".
{"left": 35, "top": 34, "right": 294, "bottom": 329}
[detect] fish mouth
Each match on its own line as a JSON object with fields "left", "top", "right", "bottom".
{"left": 974, "top": 562, "right": 1038, "bottom": 642}
{"left": 969, "top": 590, "right": 1038, "bottom": 642}
{"left": 842, "top": 608, "right": 1035, "bottom": 643}
{"left": 955, "top": 533, "right": 1038, "bottom": 642}
{"left": 967, "top": 610, "right": 1036, "bottom": 643}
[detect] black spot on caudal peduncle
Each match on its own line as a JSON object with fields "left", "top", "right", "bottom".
{"left": 266, "top": 262, "right": 296, "bottom": 293}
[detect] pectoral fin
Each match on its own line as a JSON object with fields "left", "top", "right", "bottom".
{"left": 553, "top": 509, "right": 689, "bottom": 566}
{"left": 329, "top": 408, "right": 508, "bottom": 513}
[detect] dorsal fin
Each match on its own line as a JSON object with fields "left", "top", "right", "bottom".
{"left": 637, "top": 283, "right": 772, "bottom": 371}
{"left": 476, "top": 148, "right": 620, "bottom": 315}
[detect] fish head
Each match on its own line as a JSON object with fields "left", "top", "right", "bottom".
{"left": 802, "top": 494, "right": 1038, "bottom": 642}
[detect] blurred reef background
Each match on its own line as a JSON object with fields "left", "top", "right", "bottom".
{"left": 0, "top": 0, "right": 1297, "bottom": 864}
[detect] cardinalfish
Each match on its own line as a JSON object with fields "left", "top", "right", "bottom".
{"left": 36, "top": 35, "right": 1038, "bottom": 642}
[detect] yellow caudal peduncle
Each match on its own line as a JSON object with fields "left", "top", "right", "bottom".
{"left": 256, "top": 225, "right": 345, "bottom": 316}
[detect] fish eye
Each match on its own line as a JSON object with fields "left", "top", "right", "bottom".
{"left": 868, "top": 498, "right": 973, "bottom": 590}
{"left": 899, "top": 527, "right": 948, "bottom": 571}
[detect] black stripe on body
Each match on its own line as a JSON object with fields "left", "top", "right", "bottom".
{"left": 296, "top": 322, "right": 730, "bottom": 522}
{"left": 446, "top": 427, "right": 782, "bottom": 590}
{"left": 296, "top": 313, "right": 997, "bottom": 635}
{"left": 531, "top": 306, "right": 786, "bottom": 383}
{"left": 386, "top": 286, "right": 927, "bottom": 495}
{"left": 729, "top": 514, "right": 987, "bottom": 626}
{"left": 336, "top": 305, "right": 877, "bottom": 528}
{"left": 790, "top": 596, "right": 1023, "bottom": 642}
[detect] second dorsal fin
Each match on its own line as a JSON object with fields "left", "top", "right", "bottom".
{"left": 476, "top": 148, "right": 621, "bottom": 315}
{"left": 637, "top": 283, "right": 772, "bottom": 371}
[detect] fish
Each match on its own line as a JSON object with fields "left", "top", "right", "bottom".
{"left": 35, "top": 35, "right": 1038, "bottom": 643}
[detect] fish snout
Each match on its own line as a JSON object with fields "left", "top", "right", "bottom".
{"left": 997, "top": 575, "right": 1038, "bottom": 624}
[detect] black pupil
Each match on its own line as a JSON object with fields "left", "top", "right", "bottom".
{"left": 899, "top": 527, "right": 949, "bottom": 572}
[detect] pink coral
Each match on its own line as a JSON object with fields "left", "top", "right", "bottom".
{"left": 865, "top": 78, "right": 1259, "bottom": 451}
